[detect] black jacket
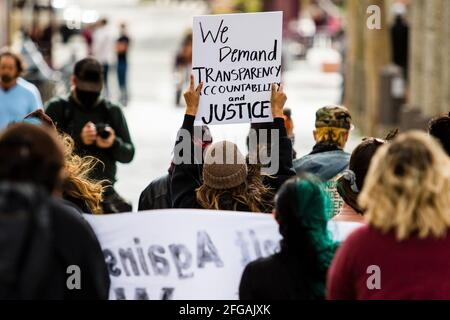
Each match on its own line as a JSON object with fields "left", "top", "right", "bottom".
{"left": 45, "top": 95, "right": 135, "bottom": 185}
{"left": 0, "top": 183, "right": 110, "bottom": 299}
{"left": 171, "top": 115, "right": 296, "bottom": 211}
{"left": 138, "top": 173, "right": 172, "bottom": 211}
{"left": 239, "top": 250, "right": 322, "bottom": 300}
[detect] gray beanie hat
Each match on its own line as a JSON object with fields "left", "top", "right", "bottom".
{"left": 202, "top": 141, "right": 248, "bottom": 190}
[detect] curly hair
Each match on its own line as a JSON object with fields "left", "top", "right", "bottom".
{"left": 61, "top": 134, "right": 104, "bottom": 214}
{"left": 359, "top": 131, "right": 450, "bottom": 241}
{"left": 196, "top": 162, "right": 274, "bottom": 213}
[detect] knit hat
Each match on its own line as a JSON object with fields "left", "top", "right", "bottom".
{"left": 315, "top": 105, "right": 352, "bottom": 130}
{"left": 203, "top": 141, "right": 248, "bottom": 190}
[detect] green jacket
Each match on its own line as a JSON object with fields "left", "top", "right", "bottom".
{"left": 45, "top": 95, "right": 135, "bottom": 185}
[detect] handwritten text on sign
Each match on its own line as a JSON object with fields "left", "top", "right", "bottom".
{"left": 192, "top": 12, "right": 283, "bottom": 125}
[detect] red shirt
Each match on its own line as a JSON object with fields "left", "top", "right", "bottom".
{"left": 327, "top": 225, "right": 450, "bottom": 300}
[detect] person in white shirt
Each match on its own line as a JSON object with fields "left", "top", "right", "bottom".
{"left": 92, "top": 18, "right": 115, "bottom": 98}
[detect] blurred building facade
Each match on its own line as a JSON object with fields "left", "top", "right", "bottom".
{"left": 0, "top": 0, "right": 11, "bottom": 47}
{"left": 345, "top": 0, "right": 449, "bottom": 136}
{"left": 405, "top": 0, "right": 449, "bottom": 128}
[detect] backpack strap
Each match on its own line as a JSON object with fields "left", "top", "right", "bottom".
{"left": 55, "top": 96, "right": 75, "bottom": 132}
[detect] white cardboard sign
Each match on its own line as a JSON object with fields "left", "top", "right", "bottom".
{"left": 192, "top": 11, "right": 283, "bottom": 125}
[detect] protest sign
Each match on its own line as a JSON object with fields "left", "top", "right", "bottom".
{"left": 192, "top": 11, "right": 283, "bottom": 125}
{"left": 84, "top": 209, "right": 362, "bottom": 300}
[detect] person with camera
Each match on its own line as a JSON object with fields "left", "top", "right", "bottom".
{"left": 45, "top": 57, "right": 135, "bottom": 213}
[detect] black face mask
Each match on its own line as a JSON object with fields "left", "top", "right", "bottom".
{"left": 75, "top": 89, "right": 100, "bottom": 107}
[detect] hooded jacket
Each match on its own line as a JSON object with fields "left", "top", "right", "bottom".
{"left": 0, "top": 183, "right": 110, "bottom": 299}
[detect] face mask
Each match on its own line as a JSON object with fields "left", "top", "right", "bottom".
{"left": 75, "top": 89, "right": 100, "bottom": 107}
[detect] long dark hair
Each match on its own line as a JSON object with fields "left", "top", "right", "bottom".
{"left": 275, "top": 174, "right": 338, "bottom": 298}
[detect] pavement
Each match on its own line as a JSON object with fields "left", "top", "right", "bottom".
{"left": 53, "top": 0, "right": 362, "bottom": 210}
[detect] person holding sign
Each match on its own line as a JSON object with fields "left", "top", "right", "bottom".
{"left": 171, "top": 76, "right": 295, "bottom": 212}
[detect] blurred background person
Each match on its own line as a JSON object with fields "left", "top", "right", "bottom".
{"left": 239, "top": 175, "right": 338, "bottom": 300}
{"left": 173, "top": 31, "right": 192, "bottom": 107}
{"left": 283, "top": 107, "right": 297, "bottom": 159}
{"left": 92, "top": 18, "right": 115, "bottom": 98}
{"left": 116, "top": 22, "right": 131, "bottom": 106}
{"left": 0, "top": 50, "right": 42, "bottom": 130}
{"left": 428, "top": 113, "right": 450, "bottom": 157}
{"left": 82, "top": 23, "right": 97, "bottom": 56}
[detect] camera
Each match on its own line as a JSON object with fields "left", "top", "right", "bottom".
{"left": 95, "top": 123, "right": 111, "bottom": 139}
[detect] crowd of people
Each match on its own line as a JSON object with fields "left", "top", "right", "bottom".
{"left": 0, "top": 47, "right": 449, "bottom": 299}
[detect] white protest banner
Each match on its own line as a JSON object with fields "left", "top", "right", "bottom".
{"left": 192, "top": 11, "right": 283, "bottom": 125}
{"left": 84, "top": 209, "right": 363, "bottom": 300}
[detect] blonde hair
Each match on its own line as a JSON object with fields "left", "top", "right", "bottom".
{"left": 61, "top": 134, "right": 105, "bottom": 214}
{"left": 315, "top": 127, "right": 349, "bottom": 148}
{"left": 359, "top": 131, "right": 450, "bottom": 241}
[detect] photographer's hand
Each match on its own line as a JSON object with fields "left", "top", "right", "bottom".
{"left": 96, "top": 127, "right": 116, "bottom": 149}
{"left": 184, "top": 74, "right": 203, "bottom": 116}
{"left": 81, "top": 122, "right": 97, "bottom": 145}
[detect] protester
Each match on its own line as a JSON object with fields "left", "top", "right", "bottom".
{"left": 391, "top": 2, "right": 409, "bottom": 79}
{"left": 24, "top": 109, "right": 104, "bottom": 214}
{"left": 82, "top": 23, "right": 96, "bottom": 56}
{"left": 294, "top": 105, "right": 352, "bottom": 180}
{"left": 293, "top": 105, "right": 353, "bottom": 216}
{"left": 171, "top": 76, "right": 295, "bottom": 212}
{"left": 333, "top": 137, "right": 387, "bottom": 223}
{"left": 45, "top": 57, "right": 135, "bottom": 213}
{"left": 61, "top": 134, "right": 104, "bottom": 214}
{"left": 116, "top": 23, "right": 131, "bottom": 106}
{"left": 327, "top": 131, "right": 450, "bottom": 299}
{"left": 138, "top": 126, "right": 212, "bottom": 211}
{"left": 0, "top": 123, "right": 110, "bottom": 299}
{"left": 283, "top": 107, "right": 297, "bottom": 159}
{"left": 92, "top": 18, "right": 115, "bottom": 97}
{"left": 428, "top": 112, "right": 450, "bottom": 156}
{"left": 174, "top": 31, "right": 192, "bottom": 107}
{"left": 0, "top": 50, "right": 43, "bottom": 129}
{"left": 239, "top": 174, "right": 338, "bottom": 300}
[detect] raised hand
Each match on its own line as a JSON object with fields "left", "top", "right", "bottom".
{"left": 183, "top": 75, "right": 203, "bottom": 116}
{"left": 271, "top": 83, "right": 287, "bottom": 118}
